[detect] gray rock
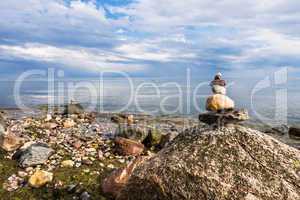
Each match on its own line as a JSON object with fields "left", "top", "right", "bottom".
{"left": 13, "top": 143, "right": 54, "bottom": 168}
{"left": 199, "top": 109, "right": 249, "bottom": 126}
{"left": 118, "top": 125, "right": 300, "bottom": 200}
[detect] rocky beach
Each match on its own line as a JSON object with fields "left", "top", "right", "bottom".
{"left": 0, "top": 103, "right": 299, "bottom": 199}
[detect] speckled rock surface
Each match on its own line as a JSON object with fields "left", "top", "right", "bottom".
{"left": 118, "top": 125, "right": 300, "bottom": 200}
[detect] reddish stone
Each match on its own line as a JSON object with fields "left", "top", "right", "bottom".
{"left": 115, "top": 137, "right": 144, "bottom": 156}
{"left": 0, "top": 133, "right": 25, "bottom": 152}
{"left": 72, "top": 140, "right": 83, "bottom": 149}
{"left": 102, "top": 156, "right": 147, "bottom": 198}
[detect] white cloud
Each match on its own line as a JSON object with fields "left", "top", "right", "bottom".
{"left": 1, "top": 0, "right": 300, "bottom": 75}
{"left": 0, "top": 43, "right": 144, "bottom": 72}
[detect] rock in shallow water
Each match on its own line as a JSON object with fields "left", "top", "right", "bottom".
{"left": 117, "top": 125, "right": 300, "bottom": 200}
{"left": 13, "top": 142, "right": 54, "bottom": 168}
{"left": 289, "top": 127, "right": 300, "bottom": 140}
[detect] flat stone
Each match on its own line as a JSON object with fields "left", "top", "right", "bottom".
{"left": 13, "top": 142, "right": 54, "bottom": 168}
{"left": 199, "top": 109, "right": 249, "bottom": 126}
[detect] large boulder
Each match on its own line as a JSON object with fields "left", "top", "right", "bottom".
{"left": 199, "top": 109, "right": 249, "bottom": 126}
{"left": 13, "top": 142, "right": 54, "bottom": 168}
{"left": 206, "top": 94, "right": 234, "bottom": 111}
{"left": 117, "top": 125, "right": 300, "bottom": 200}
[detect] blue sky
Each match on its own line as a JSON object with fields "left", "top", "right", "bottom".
{"left": 0, "top": 0, "right": 300, "bottom": 78}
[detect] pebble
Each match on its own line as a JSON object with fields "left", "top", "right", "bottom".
{"left": 80, "top": 191, "right": 91, "bottom": 200}
{"left": 107, "top": 164, "right": 115, "bottom": 169}
{"left": 17, "top": 171, "right": 28, "bottom": 178}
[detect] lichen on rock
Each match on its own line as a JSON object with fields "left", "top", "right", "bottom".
{"left": 118, "top": 125, "right": 300, "bottom": 200}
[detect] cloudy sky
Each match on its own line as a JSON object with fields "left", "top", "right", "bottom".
{"left": 0, "top": 0, "right": 300, "bottom": 78}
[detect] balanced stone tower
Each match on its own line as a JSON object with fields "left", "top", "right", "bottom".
{"left": 200, "top": 73, "right": 249, "bottom": 126}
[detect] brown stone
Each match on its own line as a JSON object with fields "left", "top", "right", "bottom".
{"left": 206, "top": 94, "right": 234, "bottom": 111}
{"left": 115, "top": 137, "right": 144, "bottom": 156}
{"left": 0, "top": 133, "right": 25, "bottom": 152}
{"left": 102, "top": 157, "right": 147, "bottom": 198}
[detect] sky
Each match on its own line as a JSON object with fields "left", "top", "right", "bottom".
{"left": 0, "top": 0, "right": 300, "bottom": 78}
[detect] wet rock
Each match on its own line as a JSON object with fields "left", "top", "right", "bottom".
{"left": 13, "top": 142, "right": 54, "bottom": 168}
{"left": 0, "top": 133, "right": 26, "bottom": 152}
{"left": 118, "top": 125, "right": 300, "bottom": 200}
{"left": 199, "top": 109, "right": 249, "bottom": 126}
{"left": 64, "top": 103, "right": 84, "bottom": 115}
{"left": 115, "top": 137, "right": 144, "bottom": 156}
{"left": 116, "top": 124, "right": 148, "bottom": 143}
{"left": 289, "top": 127, "right": 300, "bottom": 140}
{"left": 28, "top": 170, "right": 53, "bottom": 188}
{"left": 265, "top": 124, "right": 289, "bottom": 136}
{"left": 206, "top": 94, "right": 235, "bottom": 111}
{"left": 102, "top": 157, "right": 148, "bottom": 198}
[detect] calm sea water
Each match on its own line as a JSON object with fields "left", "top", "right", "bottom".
{"left": 1, "top": 76, "right": 300, "bottom": 125}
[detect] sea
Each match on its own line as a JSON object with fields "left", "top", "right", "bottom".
{"left": 0, "top": 75, "right": 300, "bottom": 126}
